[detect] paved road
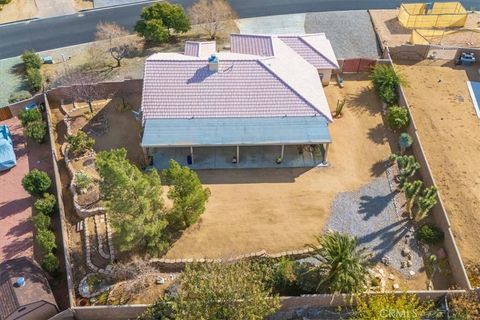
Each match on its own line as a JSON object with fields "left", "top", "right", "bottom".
{"left": 0, "top": 0, "right": 477, "bottom": 59}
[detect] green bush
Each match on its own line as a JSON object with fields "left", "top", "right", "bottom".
{"left": 416, "top": 223, "right": 444, "bottom": 245}
{"left": 387, "top": 105, "right": 409, "bottom": 130}
{"left": 32, "top": 213, "right": 51, "bottom": 230}
{"left": 67, "top": 131, "right": 95, "bottom": 157}
{"left": 370, "top": 64, "right": 406, "bottom": 105}
{"left": 26, "top": 68, "right": 43, "bottom": 92}
{"left": 22, "top": 169, "right": 51, "bottom": 196}
{"left": 18, "top": 108, "right": 42, "bottom": 127}
{"left": 0, "top": 0, "right": 13, "bottom": 5}
{"left": 34, "top": 193, "right": 56, "bottom": 215}
{"left": 36, "top": 229, "right": 57, "bottom": 252}
{"left": 21, "top": 50, "right": 42, "bottom": 70}
{"left": 25, "top": 120, "right": 47, "bottom": 143}
{"left": 8, "top": 90, "right": 32, "bottom": 103}
{"left": 41, "top": 252, "right": 59, "bottom": 273}
{"left": 75, "top": 171, "right": 93, "bottom": 191}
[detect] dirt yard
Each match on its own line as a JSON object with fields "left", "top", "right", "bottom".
{"left": 396, "top": 60, "right": 480, "bottom": 266}
{"left": 0, "top": 0, "right": 37, "bottom": 24}
{"left": 165, "top": 74, "right": 395, "bottom": 260}
{"left": 370, "top": 10, "right": 480, "bottom": 47}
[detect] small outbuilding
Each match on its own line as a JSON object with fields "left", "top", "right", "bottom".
{"left": 0, "top": 258, "right": 58, "bottom": 320}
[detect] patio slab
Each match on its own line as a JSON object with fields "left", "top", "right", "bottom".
{"left": 152, "top": 145, "right": 326, "bottom": 170}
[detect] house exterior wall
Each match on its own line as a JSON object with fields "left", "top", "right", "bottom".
{"left": 6, "top": 301, "right": 57, "bottom": 320}
{"left": 318, "top": 69, "right": 332, "bottom": 85}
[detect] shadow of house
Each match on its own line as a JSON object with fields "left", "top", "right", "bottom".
{"left": 196, "top": 167, "right": 313, "bottom": 184}
{"left": 0, "top": 257, "right": 58, "bottom": 320}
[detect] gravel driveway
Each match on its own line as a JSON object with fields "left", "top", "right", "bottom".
{"left": 326, "top": 174, "right": 424, "bottom": 276}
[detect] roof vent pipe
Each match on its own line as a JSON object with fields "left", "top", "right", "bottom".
{"left": 15, "top": 277, "right": 25, "bottom": 287}
{"left": 208, "top": 54, "right": 219, "bottom": 72}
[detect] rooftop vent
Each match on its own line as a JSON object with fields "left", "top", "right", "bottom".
{"left": 208, "top": 54, "right": 218, "bottom": 72}
{"left": 15, "top": 277, "right": 25, "bottom": 287}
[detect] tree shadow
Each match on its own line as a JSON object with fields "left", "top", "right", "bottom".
{"left": 0, "top": 198, "right": 32, "bottom": 221}
{"left": 1, "top": 237, "right": 33, "bottom": 261}
{"left": 358, "top": 192, "right": 396, "bottom": 221}
{"left": 345, "top": 85, "right": 382, "bottom": 116}
{"left": 6, "top": 217, "right": 33, "bottom": 238}
{"left": 368, "top": 123, "right": 388, "bottom": 145}
{"left": 370, "top": 159, "right": 388, "bottom": 177}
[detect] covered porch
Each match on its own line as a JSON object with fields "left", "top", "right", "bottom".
{"left": 142, "top": 116, "right": 331, "bottom": 170}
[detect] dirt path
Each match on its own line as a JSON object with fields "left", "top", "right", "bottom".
{"left": 396, "top": 60, "right": 480, "bottom": 265}
{"left": 165, "top": 74, "right": 394, "bottom": 259}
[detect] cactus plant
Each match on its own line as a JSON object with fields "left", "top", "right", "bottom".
{"left": 402, "top": 180, "right": 423, "bottom": 219}
{"left": 415, "top": 186, "right": 438, "bottom": 222}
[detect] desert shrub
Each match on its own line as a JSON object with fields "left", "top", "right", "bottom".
{"left": 18, "top": 108, "right": 42, "bottom": 127}
{"left": 26, "top": 68, "right": 43, "bottom": 92}
{"left": 67, "top": 131, "right": 95, "bottom": 157}
{"left": 36, "top": 229, "right": 57, "bottom": 252}
{"left": 75, "top": 171, "right": 93, "bottom": 192}
{"left": 42, "top": 252, "right": 60, "bottom": 273}
{"left": 34, "top": 193, "right": 56, "bottom": 215}
{"left": 22, "top": 169, "right": 51, "bottom": 196}
{"left": 21, "top": 50, "right": 42, "bottom": 70}
{"left": 32, "top": 213, "right": 51, "bottom": 230}
{"left": 25, "top": 120, "right": 47, "bottom": 143}
{"left": 370, "top": 64, "right": 405, "bottom": 105}
{"left": 387, "top": 105, "right": 409, "bottom": 130}
{"left": 8, "top": 90, "right": 32, "bottom": 103}
{"left": 416, "top": 223, "right": 444, "bottom": 245}
{"left": 399, "top": 132, "right": 413, "bottom": 152}
{"left": 354, "top": 293, "right": 434, "bottom": 320}
{"left": 449, "top": 291, "right": 480, "bottom": 320}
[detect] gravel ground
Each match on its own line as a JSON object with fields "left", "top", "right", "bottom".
{"left": 0, "top": 57, "right": 29, "bottom": 108}
{"left": 325, "top": 173, "right": 424, "bottom": 276}
{"left": 305, "top": 10, "right": 380, "bottom": 59}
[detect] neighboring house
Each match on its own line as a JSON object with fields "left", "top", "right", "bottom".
{"left": 141, "top": 33, "right": 338, "bottom": 170}
{"left": 0, "top": 258, "right": 58, "bottom": 320}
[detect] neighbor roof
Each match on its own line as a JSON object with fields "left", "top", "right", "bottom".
{"left": 230, "top": 33, "right": 339, "bottom": 69}
{"left": 142, "top": 116, "right": 331, "bottom": 147}
{"left": 0, "top": 258, "right": 57, "bottom": 320}
{"left": 142, "top": 47, "right": 333, "bottom": 122}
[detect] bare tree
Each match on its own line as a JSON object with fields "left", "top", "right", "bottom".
{"left": 188, "top": 0, "right": 237, "bottom": 40}
{"left": 95, "top": 22, "right": 137, "bottom": 67}
{"left": 59, "top": 67, "right": 106, "bottom": 113}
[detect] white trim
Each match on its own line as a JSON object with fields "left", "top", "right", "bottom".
{"left": 467, "top": 81, "right": 480, "bottom": 119}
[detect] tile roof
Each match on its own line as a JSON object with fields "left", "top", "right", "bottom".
{"left": 142, "top": 34, "right": 336, "bottom": 123}
{"left": 230, "top": 33, "right": 339, "bottom": 69}
{"left": 0, "top": 258, "right": 57, "bottom": 320}
{"left": 184, "top": 41, "right": 217, "bottom": 57}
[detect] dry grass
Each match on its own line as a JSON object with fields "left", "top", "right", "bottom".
{"left": 0, "top": 0, "right": 37, "bottom": 23}
{"left": 396, "top": 60, "right": 480, "bottom": 267}
{"left": 73, "top": 0, "right": 92, "bottom": 11}
{"left": 164, "top": 74, "right": 395, "bottom": 260}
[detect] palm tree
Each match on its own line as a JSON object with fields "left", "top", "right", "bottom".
{"left": 306, "top": 232, "right": 372, "bottom": 294}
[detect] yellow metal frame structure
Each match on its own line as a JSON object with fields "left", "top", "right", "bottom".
{"left": 398, "top": 2, "right": 467, "bottom": 29}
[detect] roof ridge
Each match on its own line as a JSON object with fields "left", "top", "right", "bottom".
{"left": 297, "top": 36, "right": 339, "bottom": 69}
{"left": 256, "top": 59, "right": 331, "bottom": 121}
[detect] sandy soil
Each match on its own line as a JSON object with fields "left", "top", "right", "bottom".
{"left": 73, "top": 0, "right": 92, "bottom": 10}
{"left": 0, "top": 0, "right": 37, "bottom": 23}
{"left": 165, "top": 74, "right": 395, "bottom": 260}
{"left": 370, "top": 10, "right": 480, "bottom": 47}
{"left": 396, "top": 60, "right": 480, "bottom": 266}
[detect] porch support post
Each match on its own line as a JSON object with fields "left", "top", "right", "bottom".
{"left": 324, "top": 143, "right": 329, "bottom": 162}
{"left": 236, "top": 145, "right": 240, "bottom": 163}
{"left": 190, "top": 146, "right": 194, "bottom": 164}
{"left": 281, "top": 144, "right": 285, "bottom": 159}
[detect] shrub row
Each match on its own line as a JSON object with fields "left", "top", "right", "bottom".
{"left": 18, "top": 108, "right": 47, "bottom": 143}
{"left": 22, "top": 169, "right": 60, "bottom": 274}
{"left": 21, "top": 50, "right": 43, "bottom": 93}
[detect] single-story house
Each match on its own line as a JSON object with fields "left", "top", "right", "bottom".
{"left": 0, "top": 258, "right": 58, "bottom": 320}
{"left": 140, "top": 33, "right": 338, "bottom": 169}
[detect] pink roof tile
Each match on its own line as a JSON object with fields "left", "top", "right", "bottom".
{"left": 142, "top": 57, "right": 325, "bottom": 121}
{"left": 278, "top": 36, "right": 338, "bottom": 69}
{"left": 230, "top": 34, "right": 275, "bottom": 56}
{"left": 184, "top": 41, "right": 217, "bottom": 57}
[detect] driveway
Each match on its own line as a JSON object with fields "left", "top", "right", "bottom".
{"left": 0, "top": 116, "right": 53, "bottom": 262}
